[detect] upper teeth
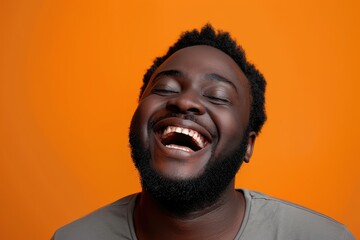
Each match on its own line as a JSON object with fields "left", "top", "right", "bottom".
{"left": 162, "top": 126, "right": 206, "bottom": 148}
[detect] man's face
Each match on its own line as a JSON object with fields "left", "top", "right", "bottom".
{"left": 129, "top": 45, "right": 254, "bottom": 214}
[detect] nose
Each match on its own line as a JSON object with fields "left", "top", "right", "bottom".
{"left": 166, "top": 90, "right": 206, "bottom": 115}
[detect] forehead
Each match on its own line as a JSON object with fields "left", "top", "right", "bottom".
{"left": 151, "top": 45, "right": 250, "bottom": 94}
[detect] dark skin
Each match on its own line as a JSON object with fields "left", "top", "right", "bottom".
{"left": 133, "top": 45, "right": 256, "bottom": 240}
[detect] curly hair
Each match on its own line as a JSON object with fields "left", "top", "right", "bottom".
{"left": 139, "top": 24, "right": 267, "bottom": 134}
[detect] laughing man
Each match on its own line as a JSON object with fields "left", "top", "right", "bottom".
{"left": 52, "top": 25, "right": 355, "bottom": 240}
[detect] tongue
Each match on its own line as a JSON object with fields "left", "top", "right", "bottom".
{"left": 161, "top": 132, "right": 200, "bottom": 152}
{"left": 165, "top": 144, "right": 194, "bottom": 152}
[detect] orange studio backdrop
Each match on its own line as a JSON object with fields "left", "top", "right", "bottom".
{"left": 0, "top": 0, "right": 359, "bottom": 239}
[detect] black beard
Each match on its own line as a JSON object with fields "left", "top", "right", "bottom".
{"left": 129, "top": 115, "right": 249, "bottom": 217}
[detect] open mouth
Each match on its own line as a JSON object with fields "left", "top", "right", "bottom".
{"left": 158, "top": 126, "right": 208, "bottom": 152}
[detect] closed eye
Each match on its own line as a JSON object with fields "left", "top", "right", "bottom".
{"left": 152, "top": 88, "right": 179, "bottom": 96}
{"left": 205, "top": 95, "right": 231, "bottom": 105}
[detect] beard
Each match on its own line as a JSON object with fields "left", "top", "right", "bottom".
{"left": 129, "top": 114, "right": 250, "bottom": 217}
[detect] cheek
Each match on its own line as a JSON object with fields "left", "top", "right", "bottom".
{"left": 221, "top": 113, "right": 244, "bottom": 139}
{"left": 130, "top": 107, "right": 149, "bottom": 148}
{"left": 133, "top": 96, "right": 165, "bottom": 140}
{"left": 212, "top": 106, "right": 249, "bottom": 147}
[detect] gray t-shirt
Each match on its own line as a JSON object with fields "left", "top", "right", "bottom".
{"left": 51, "top": 189, "right": 355, "bottom": 240}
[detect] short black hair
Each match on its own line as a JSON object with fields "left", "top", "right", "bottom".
{"left": 140, "top": 24, "right": 267, "bottom": 134}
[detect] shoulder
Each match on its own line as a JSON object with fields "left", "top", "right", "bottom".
{"left": 240, "top": 189, "right": 355, "bottom": 240}
{"left": 51, "top": 194, "right": 138, "bottom": 240}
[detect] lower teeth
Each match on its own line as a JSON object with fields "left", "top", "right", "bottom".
{"left": 165, "top": 144, "right": 192, "bottom": 152}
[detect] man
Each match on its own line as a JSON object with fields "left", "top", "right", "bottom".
{"left": 52, "top": 25, "right": 354, "bottom": 240}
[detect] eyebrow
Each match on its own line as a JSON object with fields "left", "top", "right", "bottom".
{"left": 152, "top": 69, "right": 237, "bottom": 91}
{"left": 205, "top": 73, "right": 237, "bottom": 91}
{"left": 152, "top": 70, "right": 184, "bottom": 81}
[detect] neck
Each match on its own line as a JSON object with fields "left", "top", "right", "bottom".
{"left": 134, "top": 181, "right": 246, "bottom": 240}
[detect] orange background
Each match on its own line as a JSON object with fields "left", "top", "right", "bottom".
{"left": 1, "top": 0, "right": 359, "bottom": 239}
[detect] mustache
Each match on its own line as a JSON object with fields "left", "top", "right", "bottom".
{"left": 150, "top": 112, "right": 200, "bottom": 129}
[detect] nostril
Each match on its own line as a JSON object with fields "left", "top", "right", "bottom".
{"left": 166, "top": 91, "right": 206, "bottom": 114}
{"left": 166, "top": 101, "right": 204, "bottom": 114}
{"left": 166, "top": 103, "right": 181, "bottom": 113}
{"left": 187, "top": 107, "right": 201, "bottom": 113}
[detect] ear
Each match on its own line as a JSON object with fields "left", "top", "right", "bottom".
{"left": 244, "top": 131, "right": 256, "bottom": 163}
